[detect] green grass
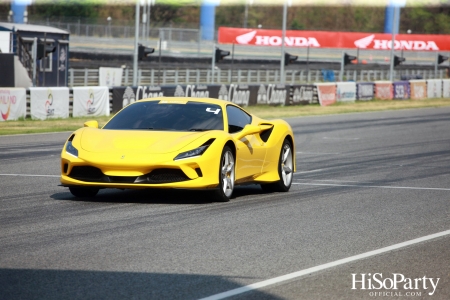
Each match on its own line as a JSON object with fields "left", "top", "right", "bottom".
{"left": 1, "top": 98, "right": 450, "bottom": 135}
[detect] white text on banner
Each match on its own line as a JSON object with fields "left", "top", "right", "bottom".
{"left": 315, "top": 83, "right": 336, "bottom": 106}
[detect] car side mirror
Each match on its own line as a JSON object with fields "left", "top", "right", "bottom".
{"left": 234, "top": 124, "right": 265, "bottom": 140}
{"left": 84, "top": 120, "right": 99, "bottom": 128}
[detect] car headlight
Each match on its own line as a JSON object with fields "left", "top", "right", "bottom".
{"left": 66, "top": 138, "right": 78, "bottom": 157}
{"left": 174, "top": 139, "right": 215, "bottom": 161}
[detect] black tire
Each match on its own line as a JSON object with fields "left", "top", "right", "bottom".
{"left": 211, "top": 146, "right": 235, "bottom": 202}
{"left": 260, "top": 139, "right": 293, "bottom": 193}
{"left": 69, "top": 186, "right": 99, "bottom": 198}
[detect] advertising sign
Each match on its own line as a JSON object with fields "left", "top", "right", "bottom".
{"left": 0, "top": 31, "right": 10, "bottom": 53}
{"left": 315, "top": 83, "right": 336, "bottom": 106}
{"left": 73, "top": 86, "right": 110, "bottom": 117}
{"left": 99, "top": 67, "right": 123, "bottom": 87}
{"left": 357, "top": 82, "right": 374, "bottom": 101}
{"left": 112, "top": 85, "right": 169, "bottom": 113}
{"left": 409, "top": 80, "right": 427, "bottom": 100}
{"left": 30, "top": 87, "right": 69, "bottom": 120}
{"left": 336, "top": 82, "right": 356, "bottom": 102}
{"left": 443, "top": 79, "right": 450, "bottom": 98}
{"left": 255, "top": 84, "right": 288, "bottom": 105}
{"left": 217, "top": 84, "right": 251, "bottom": 106}
{"left": 374, "top": 81, "right": 393, "bottom": 100}
{"left": 0, "top": 88, "right": 26, "bottom": 121}
{"left": 427, "top": 79, "right": 442, "bottom": 98}
{"left": 393, "top": 81, "right": 410, "bottom": 100}
{"left": 289, "top": 85, "right": 316, "bottom": 105}
{"left": 218, "top": 27, "right": 450, "bottom": 51}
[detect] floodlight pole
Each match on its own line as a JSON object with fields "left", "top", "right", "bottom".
{"left": 211, "top": 43, "right": 215, "bottom": 83}
{"left": 389, "top": 6, "right": 398, "bottom": 82}
{"left": 133, "top": 0, "right": 140, "bottom": 86}
{"left": 32, "top": 37, "right": 37, "bottom": 87}
{"left": 434, "top": 52, "right": 439, "bottom": 79}
{"left": 340, "top": 51, "right": 344, "bottom": 82}
{"left": 280, "top": 1, "right": 287, "bottom": 84}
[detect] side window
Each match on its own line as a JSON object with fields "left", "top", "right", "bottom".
{"left": 226, "top": 105, "right": 252, "bottom": 133}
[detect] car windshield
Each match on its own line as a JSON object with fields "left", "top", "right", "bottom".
{"left": 103, "top": 100, "right": 224, "bottom": 131}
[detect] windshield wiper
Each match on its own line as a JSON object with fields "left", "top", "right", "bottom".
{"left": 189, "top": 128, "right": 213, "bottom": 132}
{"left": 135, "top": 127, "right": 171, "bottom": 131}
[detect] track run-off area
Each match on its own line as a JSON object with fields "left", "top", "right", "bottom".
{"left": 0, "top": 107, "right": 449, "bottom": 300}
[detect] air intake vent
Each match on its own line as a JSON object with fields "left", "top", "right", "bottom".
{"left": 69, "top": 166, "right": 104, "bottom": 182}
{"left": 145, "top": 169, "right": 190, "bottom": 183}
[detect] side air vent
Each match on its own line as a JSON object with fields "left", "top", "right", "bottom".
{"left": 259, "top": 124, "right": 274, "bottom": 142}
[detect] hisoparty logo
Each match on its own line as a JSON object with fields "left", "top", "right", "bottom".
{"left": 86, "top": 89, "right": 95, "bottom": 114}
{"left": 45, "top": 89, "right": 55, "bottom": 116}
{"left": 352, "top": 273, "right": 440, "bottom": 296}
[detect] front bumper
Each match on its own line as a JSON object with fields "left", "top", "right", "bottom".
{"left": 60, "top": 148, "right": 220, "bottom": 190}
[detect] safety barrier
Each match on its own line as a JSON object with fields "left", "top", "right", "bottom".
{"left": 1, "top": 79, "right": 449, "bottom": 121}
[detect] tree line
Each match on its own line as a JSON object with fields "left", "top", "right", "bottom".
{"left": 1, "top": 2, "right": 450, "bottom": 34}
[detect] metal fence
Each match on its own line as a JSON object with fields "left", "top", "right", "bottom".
{"left": 68, "top": 68, "right": 446, "bottom": 87}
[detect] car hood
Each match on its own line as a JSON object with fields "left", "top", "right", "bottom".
{"left": 79, "top": 128, "right": 209, "bottom": 154}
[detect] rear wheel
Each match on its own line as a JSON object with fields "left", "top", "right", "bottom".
{"left": 212, "top": 146, "right": 235, "bottom": 202}
{"left": 261, "top": 139, "right": 293, "bottom": 193}
{"left": 69, "top": 186, "right": 99, "bottom": 198}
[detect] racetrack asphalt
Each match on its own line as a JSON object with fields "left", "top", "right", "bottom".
{"left": 0, "top": 107, "right": 449, "bottom": 300}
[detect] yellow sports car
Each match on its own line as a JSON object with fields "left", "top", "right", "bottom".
{"left": 60, "top": 97, "right": 295, "bottom": 202}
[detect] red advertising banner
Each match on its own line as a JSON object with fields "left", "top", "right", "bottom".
{"left": 218, "top": 27, "right": 450, "bottom": 51}
{"left": 316, "top": 83, "right": 336, "bottom": 106}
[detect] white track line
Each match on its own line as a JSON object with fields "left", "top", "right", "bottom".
{"left": 296, "top": 152, "right": 340, "bottom": 155}
{"left": 323, "top": 137, "right": 360, "bottom": 140}
{"left": 0, "top": 174, "right": 59, "bottom": 178}
{"left": 293, "top": 182, "right": 450, "bottom": 191}
{"left": 294, "top": 169, "right": 324, "bottom": 174}
{"left": 199, "top": 230, "right": 450, "bottom": 300}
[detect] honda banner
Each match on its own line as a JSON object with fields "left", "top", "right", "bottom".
{"left": 73, "top": 86, "right": 110, "bottom": 117}
{"left": 99, "top": 67, "right": 123, "bottom": 87}
{"left": 30, "top": 87, "right": 69, "bottom": 120}
{"left": 393, "top": 81, "right": 410, "bottom": 100}
{"left": 315, "top": 83, "right": 336, "bottom": 106}
{"left": 409, "top": 80, "right": 427, "bottom": 100}
{"left": 374, "top": 81, "right": 393, "bottom": 100}
{"left": 336, "top": 82, "right": 356, "bottom": 102}
{"left": 427, "top": 79, "right": 442, "bottom": 98}
{"left": 443, "top": 79, "right": 450, "bottom": 98}
{"left": 357, "top": 82, "right": 374, "bottom": 101}
{"left": 218, "top": 27, "right": 450, "bottom": 51}
{"left": 0, "top": 88, "right": 26, "bottom": 121}
{"left": 289, "top": 85, "right": 316, "bottom": 105}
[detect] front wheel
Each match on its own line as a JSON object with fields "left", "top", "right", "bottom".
{"left": 69, "top": 186, "right": 99, "bottom": 198}
{"left": 211, "top": 146, "right": 235, "bottom": 202}
{"left": 261, "top": 139, "right": 293, "bottom": 193}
